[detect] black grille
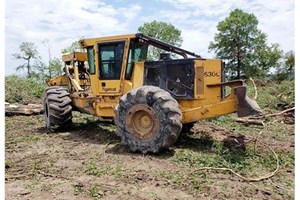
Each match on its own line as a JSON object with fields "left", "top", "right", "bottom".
{"left": 144, "top": 59, "right": 195, "bottom": 99}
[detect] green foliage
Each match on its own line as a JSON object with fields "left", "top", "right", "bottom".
{"left": 138, "top": 20, "right": 183, "bottom": 59}
{"left": 209, "top": 9, "right": 282, "bottom": 79}
{"left": 5, "top": 75, "right": 46, "bottom": 103}
{"left": 13, "top": 40, "right": 63, "bottom": 83}
{"left": 48, "top": 58, "right": 63, "bottom": 78}
{"left": 252, "top": 43, "right": 282, "bottom": 77}
{"left": 272, "top": 51, "right": 295, "bottom": 82}
{"left": 32, "top": 57, "right": 63, "bottom": 82}
{"left": 61, "top": 40, "right": 83, "bottom": 54}
{"left": 247, "top": 80, "right": 294, "bottom": 109}
{"left": 12, "top": 42, "right": 39, "bottom": 78}
{"left": 89, "top": 185, "right": 102, "bottom": 199}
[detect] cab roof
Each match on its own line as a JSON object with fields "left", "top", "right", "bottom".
{"left": 80, "top": 34, "right": 136, "bottom": 48}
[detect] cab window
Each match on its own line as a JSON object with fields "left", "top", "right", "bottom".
{"left": 98, "top": 42, "right": 125, "bottom": 80}
{"left": 87, "top": 47, "right": 95, "bottom": 74}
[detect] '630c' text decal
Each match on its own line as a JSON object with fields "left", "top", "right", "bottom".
{"left": 204, "top": 71, "right": 221, "bottom": 77}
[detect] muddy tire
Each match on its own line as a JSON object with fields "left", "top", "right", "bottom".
{"left": 43, "top": 86, "right": 72, "bottom": 132}
{"left": 115, "top": 86, "right": 182, "bottom": 154}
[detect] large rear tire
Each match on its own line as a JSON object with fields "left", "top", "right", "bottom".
{"left": 43, "top": 86, "right": 72, "bottom": 132}
{"left": 115, "top": 86, "right": 182, "bottom": 154}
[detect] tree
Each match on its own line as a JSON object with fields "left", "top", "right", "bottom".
{"left": 209, "top": 9, "right": 282, "bottom": 79}
{"left": 12, "top": 42, "right": 39, "bottom": 78}
{"left": 273, "top": 51, "right": 295, "bottom": 82}
{"left": 48, "top": 58, "right": 63, "bottom": 79}
{"left": 32, "top": 57, "right": 62, "bottom": 82}
{"left": 137, "top": 20, "right": 183, "bottom": 59}
{"left": 61, "top": 40, "right": 83, "bottom": 54}
{"left": 284, "top": 51, "right": 295, "bottom": 80}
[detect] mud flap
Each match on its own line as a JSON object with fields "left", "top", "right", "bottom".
{"left": 234, "top": 86, "right": 262, "bottom": 117}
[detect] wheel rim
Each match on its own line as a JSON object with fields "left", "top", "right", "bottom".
{"left": 126, "top": 104, "right": 160, "bottom": 140}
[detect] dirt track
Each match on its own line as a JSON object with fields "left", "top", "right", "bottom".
{"left": 5, "top": 113, "right": 294, "bottom": 199}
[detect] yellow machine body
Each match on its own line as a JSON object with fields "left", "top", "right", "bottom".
{"left": 47, "top": 34, "right": 260, "bottom": 123}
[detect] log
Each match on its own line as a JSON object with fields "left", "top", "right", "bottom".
{"left": 5, "top": 103, "right": 44, "bottom": 116}
{"left": 234, "top": 117, "right": 265, "bottom": 126}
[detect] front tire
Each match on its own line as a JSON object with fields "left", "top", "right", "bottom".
{"left": 115, "top": 86, "right": 182, "bottom": 154}
{"left": 43, "top": 86, "right": 72, "bottom": 132}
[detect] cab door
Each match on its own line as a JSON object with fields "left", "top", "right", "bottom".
{"left": 97, "top": 40, "right": 127, "bottom": 95}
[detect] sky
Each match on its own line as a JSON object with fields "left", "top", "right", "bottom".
{"left": 4, "top": 0, "right": 295, "bottom": 76}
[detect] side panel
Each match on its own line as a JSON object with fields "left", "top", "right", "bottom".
{"left": 194, "top": 59, "right": 222, "bottom": 101}
{"left": 130, "top": 62, "right": 144, "bottom": 90}
{"left": 180, "top": 59, "right": 240, "bottom": 123}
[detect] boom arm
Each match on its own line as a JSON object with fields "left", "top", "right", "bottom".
{"left": 135, "top": 33, "right": 202, "bottom": 58}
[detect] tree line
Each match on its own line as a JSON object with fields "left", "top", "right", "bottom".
{"left": 208, "top": 9, "right": 294, "bottom": 81}
{"left": 12, "top": 9, "right": 294, "bottom": 83}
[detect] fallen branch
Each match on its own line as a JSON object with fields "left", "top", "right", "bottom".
{"left": 265, "top": 107, "right": 295, "bottom": 118}
{"left": 37, "top": 170, "right": 70, "bottom": 180}
{"left": 234, "top": 117, "right": 265, "bottom": 126}
{"left": 5, "top": 174, "right": 32, "bottom": 180}
{"left": 190, "top": 138, "right": 279, "bottom": 182}
{"left": 249, "top": 77, "right": 258, "bottom": 100}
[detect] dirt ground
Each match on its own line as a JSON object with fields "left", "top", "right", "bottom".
{"left": 5, "top": 112, "right": 294, "bottom": 200}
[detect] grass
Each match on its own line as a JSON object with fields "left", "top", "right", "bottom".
{"left": 85, "top": 161, "right": 111, "bottom": 177}
{"left": 74, "top": 185, "right": 84, "bottom": 196}
{"left": 73, "top": 184, "right": 107, "bottom": 199}
{"left": 164, "top": 120, "right": 291, "bottom": 190}
{"left": 245, "top": 79, "right": 294, "bottom": 109}
{"left": 171, "top": 147, "right": 253, "bottom": 171}
{"left": 156, "top": 169, "right": 184, "bottom": 185}
{"left": 20, "top": 135, "right": 40, "bottom": 142}
{"left": 5, "top": 160, "right": 14, "bottom": 169}
{"left": 203, "top": 114, "right": 263, "bottom": 132}
{"left": 84, "top": 159, "right": 126, "bottom": 178}
{"left": 88, "top": 185, "right": 103, "bottom": 199}
{"left": 25, "top": 181, "right": 39, "bottom": 190}
{"left": 30, "top": 162, "right": 40, "bottom": 170}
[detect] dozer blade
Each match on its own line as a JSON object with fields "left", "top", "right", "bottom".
{"left": 234, "top": 86, "right": 262, "bottom": 117}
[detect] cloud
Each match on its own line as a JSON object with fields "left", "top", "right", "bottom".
{"left": 5, "top": 0, "right": 141, "bottom": 75}
{"left": 5, "top": 0, "right": 294, "bottom": 75}
{"left": 149, "top": 0, "right": 294, "bottom": 59}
